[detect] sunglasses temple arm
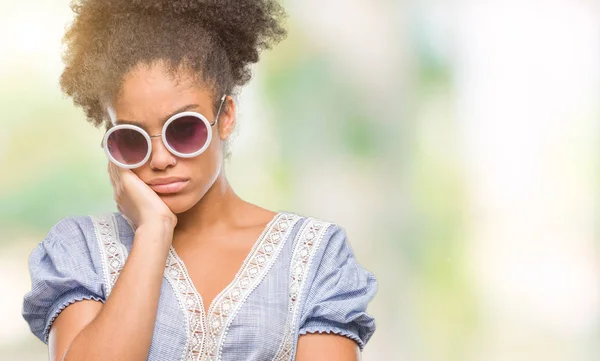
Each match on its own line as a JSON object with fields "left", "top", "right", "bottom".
{"left": 211, "top": 94, "right": 227, "bottom": 126}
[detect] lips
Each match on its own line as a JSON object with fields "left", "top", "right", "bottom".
{"left": 147, "top": 177, "right": 189, "bottom": 194}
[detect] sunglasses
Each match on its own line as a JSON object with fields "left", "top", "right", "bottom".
{"left": 103, "top": 95, "right": 226, "bottom": 169}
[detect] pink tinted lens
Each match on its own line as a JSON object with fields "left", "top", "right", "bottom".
{"left": 107, "top": 128, "right": 148, "bottom": 165}
{"left": 165, "top": 115, "right": 208, "bottom": 154}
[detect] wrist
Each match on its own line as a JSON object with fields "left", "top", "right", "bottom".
{"left": 135, "top": 221, "right": 175, "bottom": 245}
{"left": 140, "top": 214, "right": 177, "bottom": 230}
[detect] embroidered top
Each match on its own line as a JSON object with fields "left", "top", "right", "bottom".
{"left": 21, "top": 211, "right": 377, "bottom": 361}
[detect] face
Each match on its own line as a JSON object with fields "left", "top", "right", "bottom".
{"left": 107, "top": 62, "right": 236, "bottom": 214}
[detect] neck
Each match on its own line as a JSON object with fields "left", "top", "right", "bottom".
{"left": 174, "top": 169, "right": 245, "bottom": 237}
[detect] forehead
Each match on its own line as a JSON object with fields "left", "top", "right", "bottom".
{"left": 108, "top": 63, "right": 214, "bottom": 127}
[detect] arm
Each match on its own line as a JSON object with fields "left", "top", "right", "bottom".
{"left": 295, "top": 225, "right": 377, "bottom": 361}
{"left": 49, "top": 163, "right": 177, "bottom": 361}
{"left": 296, "top": 333, "right": 361, "bottom": 361}
{"left": 49, "top": 223, "right": 173, "bottom": 361}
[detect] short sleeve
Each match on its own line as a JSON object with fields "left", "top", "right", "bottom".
{"left": 298, "top": 225, "right": 377, "bottom": 350}
{"left": 21, "top": 217, "right": 106, "bottom": 344}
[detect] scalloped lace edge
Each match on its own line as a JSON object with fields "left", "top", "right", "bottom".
{"left": 298, "top": 326, "right": 365, "bottom": 350}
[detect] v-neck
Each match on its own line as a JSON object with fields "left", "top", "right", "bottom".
{"left": 167, "top": 211, "right": 283, "bottom": 315}
{"left": 163, "top": 211, "right": 301, "bottom": 360}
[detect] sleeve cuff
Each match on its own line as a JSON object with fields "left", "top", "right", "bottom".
{"left": 299, "top": 324, "right": 367, "bottom": 351}
{"left": 42, "top": 289, "right": 105, "bottom": 344}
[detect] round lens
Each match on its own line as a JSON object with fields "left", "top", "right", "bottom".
{"left": 107, "top": 128, "right": 149, "bottom": 165}
{"left": 165, "top": 115, "right": 209, "bottom": 154}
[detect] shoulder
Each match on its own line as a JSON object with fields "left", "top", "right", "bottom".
{"left": 42, "top": 215, "right": 95, "bottom": 244}
{"left": 281, "top": 211, "right": 343, "bottom": 239}
{"left": 282, "top": 211, "right": 349, "bottom": 257}
{"left": 27, "top": 214, "right": 105, "bottom": 273}
{"left": 28, "top": 215, "right": 98, "bottom": 263}
{"left": 30, "top": 212, "right": 133, "bottom": 267}
{"left": 282, "top": 211, "right": 366, "bottom": 283}
{"left": 39, "top": 212, "right": 134, "bottom": 247}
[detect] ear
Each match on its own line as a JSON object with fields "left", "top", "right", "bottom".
{"left": 218, "top": 96, "right": 236, "bottom": 140}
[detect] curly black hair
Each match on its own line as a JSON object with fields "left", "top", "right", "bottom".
{"left": 60, "top": 0, "right": 287, "bottom": 132}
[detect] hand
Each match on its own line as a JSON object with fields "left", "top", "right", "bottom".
{"left": 108, "top": 162, "right": 177, "bottom": 231}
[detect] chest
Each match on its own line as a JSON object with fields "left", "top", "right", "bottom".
{"left": 153, "top": 214, "right": 304, "bottom": 361}
{"left": 173, "top": 239, "right": 254, "bottom": 314}
{"left": 152, "top": 255, "right": 294, "bottom": 361}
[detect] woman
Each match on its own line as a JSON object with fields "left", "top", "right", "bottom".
{"left": 21, "top": 1, "right": 377, "bottom": 360}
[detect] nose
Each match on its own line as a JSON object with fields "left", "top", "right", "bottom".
{"left": 148, "top": 136, "right": 176, "bottom": 170}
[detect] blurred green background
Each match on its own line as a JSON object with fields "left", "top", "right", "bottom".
{"left": 1, "top": 1, "right": 599, "bottom": 360}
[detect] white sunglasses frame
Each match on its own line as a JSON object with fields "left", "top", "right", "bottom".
{"left": 103, "top": 95, "right": 226, "bottom": 169}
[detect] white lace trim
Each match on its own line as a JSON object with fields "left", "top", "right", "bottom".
{"left": 165, "top": 249, "right": 207, "bottom": 361}
{"left": 167, "top": 212, "right": 301, "bottom": 361}
{"left": 273, "top": 218, "right": 332, "bottom": 361}
{"left": 90, "top": 214, "right": 128, "bottom": 298}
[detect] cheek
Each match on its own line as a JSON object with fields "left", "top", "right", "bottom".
{"left": 186, "top": 149, "right": 221, "bottom": 181}
{"left": 130, "top": 165, "right": 150, "bottom": 179}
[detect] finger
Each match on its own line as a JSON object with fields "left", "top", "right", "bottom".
{"left": 110, "top": 162, "right": 122, "bottom": 184}
{"left": 109, "top": 165, "right": 120, "bottom": 203}
{"left": 107, "top": 162, "right": 117, "bottom": 188}
{"left": 113, "top": 165, "right": 129, "bottom": 194}
{"left": 109, "top": 163, "right": 124, "bottom": 194}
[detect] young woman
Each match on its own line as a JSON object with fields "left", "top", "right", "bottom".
{"left": 21, "top": 1, "right": 377, "bottom": 360}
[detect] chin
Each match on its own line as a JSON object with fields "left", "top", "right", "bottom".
{"left": 158, "top": 193, "right": 198, "bottom": 214}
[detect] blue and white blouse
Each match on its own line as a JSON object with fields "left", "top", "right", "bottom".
{"left": 22, "top": 211, "right": 377, "bottom": 361}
